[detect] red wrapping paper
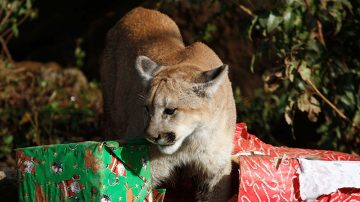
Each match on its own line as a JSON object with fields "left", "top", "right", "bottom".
{"left": 232, "top": 123, "right": 360, "bottom": 202}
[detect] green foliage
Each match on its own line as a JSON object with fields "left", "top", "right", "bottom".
{"left": 75, "top": 38, "right": 86, "bottom": 68}
{"left": 0, "top": 0, "right": 37, "bottom": 61}
{"left": 232, "top": 0, "right": 360, "bottom": 153}
{"left": 0, "top": 61, "right": 103, "bottom": 157}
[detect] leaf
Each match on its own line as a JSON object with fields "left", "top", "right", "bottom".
{"left": 316, "top": 122, "right": 330, "bottom": 134}
{"left": 353, "top": 110, "right": 360, "bottom": 126}
{"left": 306, "top": 39, "right": 320, "bottom": 53}
{"left": 250, "top": 54, "right": 256, "bottom": 73}
{"left": 26, "top": 0, "right": 32, "bottom": 9}
{"left": 339, "top": 92, "right": 355, "bottom": 106}
{"left": 297, "top": 93, "right": 321, "bottom": 122}
{"left": 329, "top": 9, "right": 343, "bottom": 34}
{"left": 298, "top": 62, "right": 311, "bottom": 80}
{"left": 258, "top": 17, "right": 268, "bottom": 28}
{"left": 266, "top": 13, "right": 282, "bottom": 32}
{"left": 19, "top": 8, "right": 27, "bottom": 15}
{"left": 3, "top": 135, "right": 13, "bottom": 145}
{"left": 283, "top": 7, "right": 294, "bottom": 32}
{"left": 340, "top": 0, "right": 353, "bottom": 13}
{"left": 285, "top": 99, "right": 295, "bottom": 125}
{"left": 20, "top": 112, "right": 32, "bottom": 125}
{"left": 284, "top": 58, "right": 297, "bottom": 82}
{"left": 11, "top": 23, "right": 19, "bottom": 37}
{"left": 264, "top": 71, "right": 283, "bottom": 92}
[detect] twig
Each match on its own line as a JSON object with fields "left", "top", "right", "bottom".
{"left": 4, "top": 31, "right": 13, "bottom": 44}
{"left": 238, "top": 4, "right": 255, "bottom": 17}
{"left": 0, "top": 35, "right": 13, "bottom": 62}
{"left": 303, "top": 0, "right": 309, "bottom": 10}
{"left": 2, "top": 13, "right": 31, "bottom": 40}
{"left": 304, "top": 78, "right": 359, "bottom": 130}
{"left": 230, "top": 0, "right": 255, "bottom": 17}
{"left": 316, "top": 20, "right": 326, "bottom": 47}
{"left": 0, "top": 4, "right": 12, "bottom": 27}
{"left": 0, "top": 6, "right": 3, "bottom": 19}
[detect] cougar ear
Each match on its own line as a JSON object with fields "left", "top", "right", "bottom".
{"left": 192, "top": 65, "right": 229, "bottom": 97}
{"left": 135, "top": 55, "right": 162, "bottom": 86}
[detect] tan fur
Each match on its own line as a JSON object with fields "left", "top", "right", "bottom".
{"left": 101, "top": 7, "right": 236, "bottom": 201}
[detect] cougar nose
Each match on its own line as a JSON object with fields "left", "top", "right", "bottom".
{"left": 145, "top": 129, "right": 161, "bottom": 143}
{"left": 154, "top": 135, "right": 161, "bottom": 142}
{"left": 146, "top": 134, "right": 161, "bottom": 143}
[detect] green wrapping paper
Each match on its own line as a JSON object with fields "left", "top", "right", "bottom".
{"left": 16, "top": 140, "right": 165, "bottom": 202}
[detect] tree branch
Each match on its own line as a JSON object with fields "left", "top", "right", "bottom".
{"left": 230, "top": 0, "right": 255, "bottom": 17}
{"left": 304, "top": 78, "right": 359, "bottom": 130}
{"left": 0, "top": 36, "right": 13, "bottom": 62}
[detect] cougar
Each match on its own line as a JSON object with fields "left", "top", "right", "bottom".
{"left": 100, "top": 7, "right": 236, "bottom": 201}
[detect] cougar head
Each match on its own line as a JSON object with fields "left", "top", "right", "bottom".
{"left": 135, "top": 55, "right": 228, "bottom": 154}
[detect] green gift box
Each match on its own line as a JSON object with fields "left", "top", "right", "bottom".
{"left": 16, "top": 140, "right": 165, "bottom": 202}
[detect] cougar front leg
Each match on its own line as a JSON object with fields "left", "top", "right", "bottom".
{"left": 195, "top": 160, "right": 232, "bottom": 202}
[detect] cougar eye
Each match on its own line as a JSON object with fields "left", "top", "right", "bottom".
{"left": 164, "top": 108, "right": 176, "bottom": 115}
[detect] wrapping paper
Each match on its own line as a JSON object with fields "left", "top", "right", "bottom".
{"left": 16, "top": 140, "right": 165, "bottom": 202}
{"left": 232, "top": 123, "right": 360, "bottom": 202}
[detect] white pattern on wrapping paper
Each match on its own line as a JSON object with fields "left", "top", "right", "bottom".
{"left": 342, "top": 196, "right": 352, "bottom": 202}
{"left": 339, "top": 191, "right": 352, "bottom": 202}
{"left": 285, "top": 162, "right": 293, "bottom": 189}
{"left": 253, "top": 183, "right": 263, "bottom": 202}
{"left": 237, "top": 139, "right": 242, "bottom": 150}
{"left": 61, "top": 181, "right": 68, "bottom": 199}
{"left": 240, "top": 172, "right": 248, "bottom": 193}
{"left": 116, "top": 163, "right": 126, "bottom": 177}
{"left": 254, "top": 172, "right": 279, "bottom": 191}
{"left": 111, "top": 158, "right": 117, "bottom": 171}
{"left": 244, "top": 179, "right": 254, "bottom": 188}
{"left": 240, "top": 195, "right": 251, "bottom": 202}
{"left": 281, "top": 158, "right": 291, "bottom": 166}
{"left": 261, "top": 178, "right": 280, "bottom": 191}
{"left": 241, "top": 156, "right": 297, "bottom": 202}
{"left": 270, "top": 193, "right": 281, "bottom": 202}
{"left": 279, "top": 190, "right": 290, "bottom": 202}
{"left": 236, "top": 151, "right": 265, "bottom": 156}
{"left": 318, "top": 189, "right": 360, "bottom": 202}
{"left": 260, "top": 159, "right": 275, "bottom": 177}
{"left": 257, "top": 158, "right": 299, "bottom": 201}
{"left": 245, "top": 157, "right": 259, "bottom": 169}
{"left": 277, "top": 159, "right": 286, "bottom": 191}
{"left": 334, "top": 190, "right": 341, "bottom": 202}
{"left": 249, "top": 158, "right": 271, "bottom": 176}
{"left": 243, "top": 159, "right": 256, "bottom": 187}
{"left": 242, "top": 156, "right": 283, "bottom": 201}
{"left": 261, "top": 183, "right": 270, "bottom": 201}
{"left": 23, "top": 160, "right": 34, "bottom": 173}
{"left": 70, "top": 181, "right": 81, "bottom": 193}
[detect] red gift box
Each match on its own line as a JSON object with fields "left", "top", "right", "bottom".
{"left": 232, "top": 123, "right": 360, "bottom": 202}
